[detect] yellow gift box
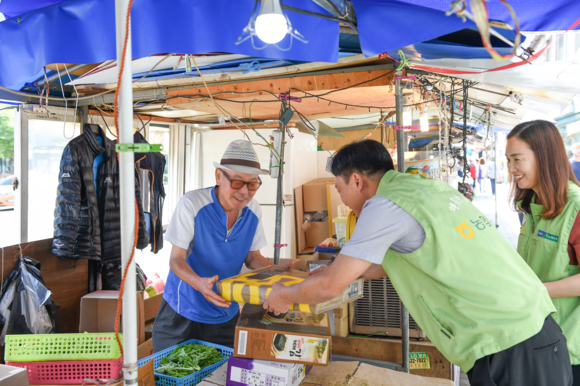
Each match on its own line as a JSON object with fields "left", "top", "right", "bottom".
{"left": 216, "top": 267, "right": 363, "bottom": 315}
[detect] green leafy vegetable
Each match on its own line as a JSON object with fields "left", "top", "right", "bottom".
{"left": 154, "top": 344, "right": 225, "bottom": 378}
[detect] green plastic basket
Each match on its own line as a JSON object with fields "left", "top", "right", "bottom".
{"left": 5, "top": 333, "right": 123, "bottom": 362}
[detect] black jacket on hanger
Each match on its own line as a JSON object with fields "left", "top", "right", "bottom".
{"left": 53, "top": 124, "right": 149, "bottom": 262}
{"left": 134, "top": 132, "right": 166, "bottom": 253}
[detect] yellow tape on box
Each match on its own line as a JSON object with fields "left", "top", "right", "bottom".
{"left": 217, "top": 267, "right": 364, "bottom": 314}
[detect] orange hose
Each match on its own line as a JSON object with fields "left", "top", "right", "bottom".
{"left": 112, "top": 0, "right": 136, "bottom": 359}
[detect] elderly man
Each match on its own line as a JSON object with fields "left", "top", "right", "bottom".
{"left": 264, "top": 140, "right": 571, "bottom": 386}
{"left": 153, "top": 140, "right": 287, "bottom": 351}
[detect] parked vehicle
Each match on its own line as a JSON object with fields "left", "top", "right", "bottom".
{"left": 0, "top": 175, "right": 15, "bottom": 208}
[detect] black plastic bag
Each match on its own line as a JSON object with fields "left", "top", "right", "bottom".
{"left": 0, "top": 257, "right": 60, "bottom": 344}
{"left": 101, "top": 262, "right": 147, "bottom": 291}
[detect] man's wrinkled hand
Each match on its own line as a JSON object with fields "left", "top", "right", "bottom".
{"left": 263, "top": 282, "right": 292, "bottom": 315}
{"left": 195, "top": 275, "right": 231, "bottom": 308}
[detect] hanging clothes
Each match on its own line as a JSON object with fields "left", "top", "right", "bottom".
{"left": 52, "top": 124, "right": 149, "bottom": 262}
{"left": 134, "top": 131, "right": 166, "bottom": 253}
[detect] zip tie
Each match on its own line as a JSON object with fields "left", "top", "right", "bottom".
{"left": 274, "top": 244, "right": 287, "bottom": 248}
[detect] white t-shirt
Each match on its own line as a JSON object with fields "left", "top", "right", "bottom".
{"left": 164, "top": 188, "right": 267, "bottom": 257}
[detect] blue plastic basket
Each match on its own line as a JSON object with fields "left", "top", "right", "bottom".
{"left": 138, "top": 339, "right": 233, "bottom": 386}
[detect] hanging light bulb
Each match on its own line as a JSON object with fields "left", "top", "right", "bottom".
{"left": 255, "top": 0, "right": 289, "bottom": 44}
{"left": 403, "top": 109, "right": 412, "bottom": 126}
{"left": 420, "top": 111, "right": 429, "bottom": 132}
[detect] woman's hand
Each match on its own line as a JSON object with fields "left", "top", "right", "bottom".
{"left": 194, "top": 275, "right": 231, "bottom": 308}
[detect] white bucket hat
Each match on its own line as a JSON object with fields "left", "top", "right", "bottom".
{"left": 213, "top": 139, "right": 269, "bottom": 175}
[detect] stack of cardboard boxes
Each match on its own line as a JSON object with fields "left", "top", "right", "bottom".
{"left": 78, "top": 290, "right": 163, "bottom": 360}
{"left": 294, "top": 178, "right": 351, "bottom": 339}
{"left": 216, "top": 267, "right": 364, "bottom": 386}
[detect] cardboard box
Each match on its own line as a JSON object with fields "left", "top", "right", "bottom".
{"left": 226, "top": 357, "right": 312, "bottom": 386}
{"left": 332, "top": 304, "right": 349, "bottom": 337}
{"left": 234, "top": 304, "right": 331, "bottom": 366}
{"left": 295, "top": 178, "right": 343, "bottom": 254}
{"left": 144, "top": 294, "right": 163, "bottom": 327}
{"left": 138, "top": 338, "right": 153, "bottom": 361}
{"left": 138, "top": 359, "right": 155, "bottom": 386}
{"left": 0, "top": 364, "right": 29, "bottom": 386}
{"left": 307, "top": 260, "right": 332, "bottom": 272}
{"left": 79, "top": 290, "right": 146, "bottom": 345}
{"left": 217, "top": 267, "right": 364, "bottom": 314}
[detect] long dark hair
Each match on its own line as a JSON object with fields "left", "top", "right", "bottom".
{"left": 508, "top": 120, "right": 579, "bottom": 219}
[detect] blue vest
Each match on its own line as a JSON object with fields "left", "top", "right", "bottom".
{"left": 163, "top": 187, "right": 261, "bottom": 324}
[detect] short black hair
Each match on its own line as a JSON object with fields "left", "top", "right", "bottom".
{"left": 330, "top": 140, "right": 394, "bottom": 180}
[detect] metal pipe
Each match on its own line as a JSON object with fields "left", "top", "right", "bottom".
{"left": 273, "top": 101, "right": 287, "bottom": 265}
{"left": 115, "top": 0, "right": 138, "bottom": 384}
{"left": 395, "top": 76, "right": 410, "bottom": 373}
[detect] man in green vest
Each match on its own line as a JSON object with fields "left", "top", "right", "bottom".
{"left": 264, "top": 140, "right": 571, "bottom": 386}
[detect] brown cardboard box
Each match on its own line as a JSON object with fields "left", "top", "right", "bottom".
{"left": 0, "top": 364, "right": 29, "bottom": 386}
{"left": 138, "top": 338, "right": 153, "bottom": 361}
{"left": 217, "top": 267, "right": 364, "bottom": 314}
{"left": 144, "top": 294, "right": 163, "bottom": 327}
{"left": 295, "top": 178, "right": 343, "bottom": 254}
{"left": 332, "top": 304, "right": 349, "bottom": 337}
{"left": 79, "top": 290, "right": 146, "bottom": 345}
{"left": 138, "top": 359, "right": 155, "bottom": 386}
{"left": 234, "top": 304, "right": 331, "bottom": 366}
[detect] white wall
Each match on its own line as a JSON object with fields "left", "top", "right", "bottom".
{"left": 200, "top": 128, "right": 317, "bottom": 259}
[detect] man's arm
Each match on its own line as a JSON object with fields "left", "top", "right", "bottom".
{"left": 245, "top": 250, "right": 275, "bottom": 270}
{"left": 245, "top": 250, "right": 295, "bottom": 270}
{"left": 263, "top": 254, "right": 372, "bottom": 314}
{"left": 169, "top": 244, "right": 231, "bottom": 308}
{"left": 360, "top": 263, "right": 387, "bottom": 280}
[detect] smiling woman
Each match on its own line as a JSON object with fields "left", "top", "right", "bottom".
{"left": 507, "top": 120, "right": 580, "bottom": 385}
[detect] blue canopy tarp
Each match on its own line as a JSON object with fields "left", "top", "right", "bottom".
{"left": 0, "top": 0, "right": 579, "bottom": 88}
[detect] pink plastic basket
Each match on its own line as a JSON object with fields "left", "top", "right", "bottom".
{"left": 6, "top": 358, "right": 122, "bottom": 385}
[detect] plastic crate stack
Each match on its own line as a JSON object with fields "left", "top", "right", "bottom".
{"left": 138, "top": 339, "right": 233, "bottom": 386}
{"left": 4, "top": 333, "right": 123, "bottom": 385}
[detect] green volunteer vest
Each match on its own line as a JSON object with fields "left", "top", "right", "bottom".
{"left": 517, "top": 181, "right": 580, "bottom": 365}
{"left": 376, "top": 170, "right": 555, "bottom": 372}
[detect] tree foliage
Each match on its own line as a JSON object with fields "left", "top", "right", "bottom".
{"left": 0, "top": 109, "right": 14, "bottom": 159}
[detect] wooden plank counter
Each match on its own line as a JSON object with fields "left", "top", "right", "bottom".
{"left": 331, "top": 336, "right": 455, "bottom": 381}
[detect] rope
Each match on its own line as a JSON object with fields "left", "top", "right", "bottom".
{"left": 112, "top": 0, "right": 137, "bottom": 360}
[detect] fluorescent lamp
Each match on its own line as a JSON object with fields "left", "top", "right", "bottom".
{"left": 420, "top": 111, "right": 429, "bottom": 132}
{"left": 403, "top": 110, "right": 412, "bottom": 126}
{"left": 255, "top": 0, "right": 288, "bottom": 44}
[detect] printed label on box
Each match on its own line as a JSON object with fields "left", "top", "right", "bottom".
{"left": 271, "top": 334, "right": 329, "bottom": 364}
{"left": 409, "top": 352, "right": 430, "bottom": 369}
{"left": 231, "top": 366, "right": 286, "bottom": 386}
{"left": 238, "top": 331, "right": 248, "bottom": 355}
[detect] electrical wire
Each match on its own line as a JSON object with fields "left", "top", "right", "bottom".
{"left": 55, "top": 64, "right": 72, "bottom": 139}
{"left": 63, "top": 64, "right": 80, "bottom": 137}
{"left": 95, "top": 107, "right": 117, "bottom": 138}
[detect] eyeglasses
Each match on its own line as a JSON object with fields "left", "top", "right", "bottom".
{"left": 221, "top": 171, "right": 262, "bottom": 191}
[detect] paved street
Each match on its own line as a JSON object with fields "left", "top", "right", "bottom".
{"left": 472, "top": 179, "right": 521, "bottom": 250}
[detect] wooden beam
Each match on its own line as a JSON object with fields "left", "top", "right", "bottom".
{"left": 87, "top": 110, "right": 205, "bottom": 124}
{"left": 209, "top": 122, "right": 296, "bottom": 130}
{"left": 167, "top": 85, "right": 397, "bottom": 121}
{"left": 167, "top": 69, "right": 394, "bottom": 104}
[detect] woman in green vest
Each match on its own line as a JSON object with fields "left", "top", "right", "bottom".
{"left": 507, "top": 120, "right": 580, "bottom": 385}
